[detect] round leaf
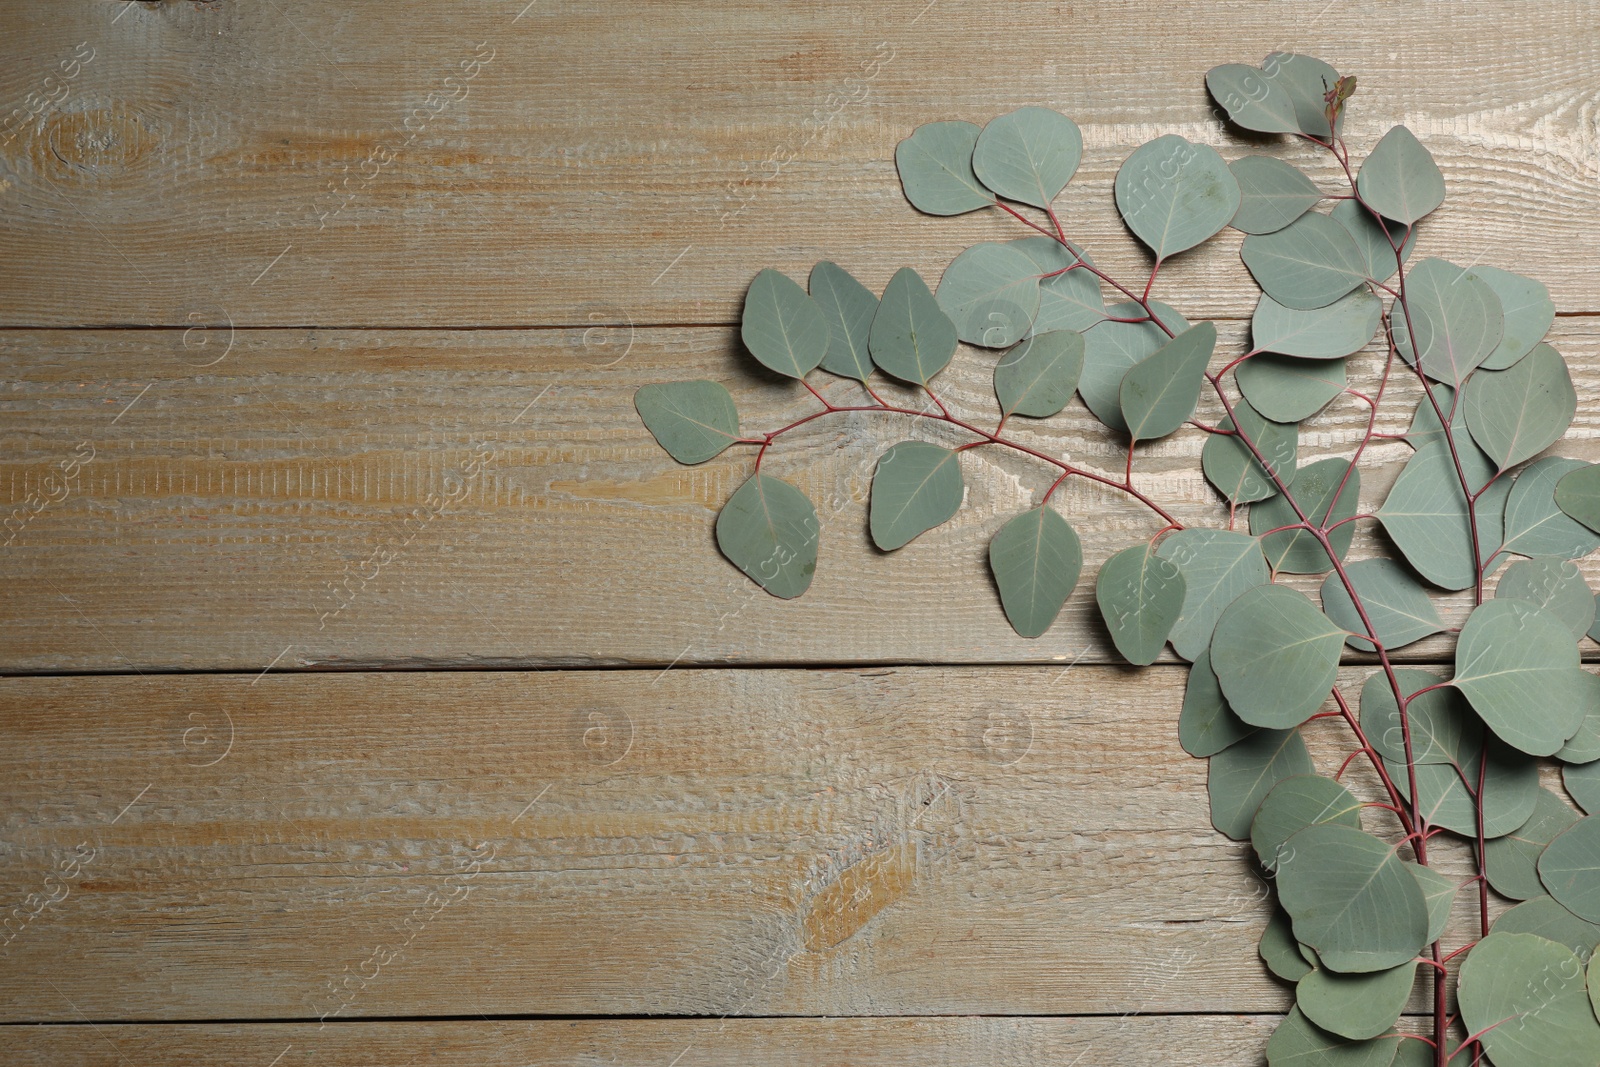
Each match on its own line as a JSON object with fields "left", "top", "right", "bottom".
{"left": 869, "top": 267, "right": 958, "bottom": 385}
{"left": 1356, "top": 126, "right": 1445, "bottom": 225}
{"left": 1211, "top": 584, "right": 1345, "bottom": 728}
{"left": 1240, "top": 212, "right": 1368, "bottom": 311}
{"left": 1251, "top": 774, "right": 1363, "bottom": 872}
{"left": 1229, "top": 155, "right": 1321, "bottom": 234}
{"left": 1261, "top": 909, "right": 1313, "bottom": 983}
{"left": 1179, "top": 649, "right": 1257, "bottom": 757}
{"left": 1251, "top": 457, "right": 1360, "bottom": 574}
{"left": 1277, "top": 823, "right": 1430, "bottom": 973}
{"left": 1458, "top": 932, "right": 1600, "bottom": 1067}
{"left": 1331, "top": 199, "right": 1415, "bottom": 284}
{"left": 1359, "top": 668, "right": 1482, "bottom": 766}
{"left": 1236, "top": 354, "right": 1348, "bottom": 422}
{"left": 1385, "top": 737, "right": 1540, "bottom": 839}
{"left": 1502, "top": 457, "right": 1600, "bottom": 560}
{"left": 715, "top": 474, "right": 819, "bottom": 599}
{"left": 1259, "top": 52, "right": 1344, "bottom": 139}
{"left": 1463, "top": 342, "right": 1576, "bottom": 472}
{"left": 1393, "top": 258, "right": 1504, "bottom": 388}
{"left": 1202, "top": 400, "right": 1298, "bottom": 505}
{"left": 1407, "top": 861, "right": 1459, "bottom": 946}
{"left": 1496, "top": 557, "right": 1596, "bottom": 642}
{"left": 635, "top": 380, "right": 741, "bottom": 465}
{"left": 973, "top": 106, "right": 1083, "bottom": 209}
{"left": 1079, "top": 300, "right": 1190, "bottom": 432}
{"left": 1475, "top": 267, "right": 1555, "bottom": 371}
{"left": 1097, "top": 541, "right": 1186, "bottom": 666}
{"left": 1566, "top": 762, "right": 1600, "bottom": 815}
{"left": 1120, "top": 321, "right": 1217, "bottom": 442}
{"left": 1486, "top": 788, "right": 1582, "bottom": 901}
{"left": 1297, "top": 961, "right": 1417, "bottom": 1041}
{"left": 1207, "top": 63, "right": 1301, "bottom": 134}
{"left": 1265, "top": 1009, "right": 1402, "bottom": 1067}
{"left": 1558, "top": 690, "right": 1600, "bottom": 764}
{"left": 1540, "top": 815, "right": 1600, "bottom": 922}
{"left": 895, "top": 120, "right": 991, "bottom": 216}
{"left": 1492, "top": 895, "right": 1600, "bottom": 959}
{"left": 1252, "top": 290, "right": 1382, "bottom": 359}
{"left": 869, "top": 441, "right": 964, "bottom": 551}
{"left": 989, "top": 505, "right": 1082, "bottom": 638}
{"left": 741, "top": 268, "right": 829, "bottom": 378}
{"left": 1010, "top": 237, "right": 1107, "bottom": 333}
{"left": 1207, "top": 726, "right": 1314, "bottom": 840}
{"left": 1454, "top": 598, "right": 1589, "bottom": 756}
{"left": 809, "top": 260, "right": 879, "bottom": 381}
{"left": 1114, "top": 135, "right": 1240, "bottom": 259}
{"left": 995, "top": 330, "right": 1084, "bottom": 418}
{"left": 1158, "top": 529, "right": 1269, "bottom": 661}
{"left": 1556, "top": 463, "right": 1600, "bottom": 534}
{"left": 1320, "top": 559, "right": 1444, "bottom": 653}
{"left": 935, "top": 241, "right": 1041, "bottom": 348}
{"left": 1378, "top": 440, "right": 1506, "bottom": 592}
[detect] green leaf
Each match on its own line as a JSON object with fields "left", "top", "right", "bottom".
{"left": 869, "top": 267, "right": 959, "bottom": 385}
{"left": 1566, "top": 762, "right": 1600, "bottom": 816}
{"left": 1158, "top": 529, "right": 1269, "bottom": 661}
{"left": 1259, "top": 52, "right": 1343, "bottom": 139}
{"left": 634, "top": 380, "right": 741, "bottom": 465}
{"left": 994, "top": 331, "right": 1084, "bottom": 418}
{"left": 1502, "top": 457, "right": 1600, "bottom": 560}
{"left": 1463, "top": 342, "right": 1576, "bottom": 471}
{"left": 741, "top": 268, "right": 830, "bottom": 378}
{"left": 1475, "top": 267, "right": 1555, "bottom": 371}
{"left": 868, "top": 441, "right": 964, "bottom": 551}
{"left": 1496, "top": 556, "right": 1596, "bottom": 642}
{"left": 1378, "top": 440, "right": 1506, "bottom": 592}
{"left": 895, "top": 120, "right": 991, "bottom": 216}
{"left": 1251, "top": 457, "right": 1360, "bottom": 574}
{"left": 1454, "top": 598, "right": 1590, "bottom": 756}
{"left": 1097, "top": 541, "right": 1186, "bottom": 666}
{"left": 1406, "top": 861, "right": 1458, "bottom": 945}
{"left": 1114, "top": 135, "right": 1240, "bottom": 259}
{"left": 1120, "top": 321, "right": 1217, "bottom": 442}
{"left": 1211, "top": 584, "right": 1345, "bottom": 729}
{"left": 1540, "top": 815, "right": 1600, "bottom": 922}
{"left": 1393, "top": 258, "right": 1505, "bottom": 388}
{"left": 809, "top": 261, "right": 879, "bottom": 381}
{"left": 1558, "top": 691, "right": 1600, "bottom": 764}
{"left": 1297, "top": 961, "right": 1417, "bottom": 1041}
{"left": 1179, "top": 649, "right": 1257, "bottom": 757}
{"left": 1458, "top": 932, "right": 1600, "bottom": 1067}
{"left": 1208, "top": 726, "right": 1314, "bottom": 840}
{"left": 1355, "top": 126, "right": 1445, "bottom": 225}
{"left": 1009, "top": 237, "right": 1107, "bottom": 334}
{"left": 1229, "top": 155, "right": 1321, "bottom": 234}
{"left": 972, "top": 106, "right": 1083, "bottom": 210}
{"left": 1252, "top": 291, "right": 1382, "bottom": 359}
{"left": 1402, "top": 382, "right": 1458, "bottom": 450}
{"left": 1207, "top": 63, "right": 1302, "bottom": 134}
{"left": 1555, "top": 462, "right": 1600, "bottom": 534}
{"left": 1202, "top": 400, "right": 1298, "bottom": 505}
{"left": 1277, "top": 823, "right": 1430, "bottom": 973}
{"left": 1251, "top": 773, "right": 1363, "bottom": 872}
{"left": 935, "top": 241, "right": 1041, "bottom": 348}
{"left": 1331, "top": 199, "right": 1416, "bottom": 284}
{"left": 1079, "top": 300, "right": 1190, "bottom": 432}
{"left": 1236, "top": 354, "right": 1348, "bottom": 422}
{"left": 1493, "top": 896, "right": 1600, "bottom": 961}
{"left": 1385, "top": 737, "right": 1540, "bottom": 839}
{"left": 1359, "top": 668, "right": 1483, "bottom": 766}
{"left": 1320, "top": 559, "right": 1444, "bottom": 652}
{"left": 1261, "top": 909, "right": 1314, "bottom": 982}
{"left": 1486, "top": 788, "right": 1581, "bottom": 901}
{"left": 988, "top": 506, "right": 1082, "bottom": 638}
{"left": 1240, "top": 212, "right": 1369, "bottom": 311}
{"left": 715, "top": 474, "right": 819, "bottom": 599}
{"left": 1265, "top": 1009, "right": 1401, "bottom": 1067}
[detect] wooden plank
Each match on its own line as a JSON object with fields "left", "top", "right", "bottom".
{"left": 4, "top": 323, "right": 1600, "bottom": 671}
{"left": 8, "top": 1017, "right": 1282, "bottom": 1066}
{"left": 1, "top": 2, "right": 1598, "bottom": 327}
{"left": 0, "top": 668, "right": 1499, "bottom": 1021}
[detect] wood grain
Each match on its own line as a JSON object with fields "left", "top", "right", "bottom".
{"left": 0, "top": 668, "right": 1507, "bottom": 1022}
{"left": 0, "top": 2, "right": 1598, "bottom": 327}
{"left": 4, "top": 322, "right": 1600, "bottom": 672}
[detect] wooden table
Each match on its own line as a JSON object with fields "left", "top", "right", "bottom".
{"left": 3, "top": 2, "right": 1596, "bottom": 1062}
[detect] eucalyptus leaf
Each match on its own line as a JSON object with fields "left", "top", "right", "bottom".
{"left": 1010, "top": 237, "right": 1108, "bottom": 333}
{"left": 994, "top": 330, "right": 1084, "bottom": 418}
{"left": 1240, "top": 212, "right": 1368, "bottom": 311}
{"left": 1251, "top": 774, "right": 1363, "bottom": 873}
{"left": 973, "top": 106, "right": 1083, "bottom": 209}
{"left": 1392, "top": 257, "right": 1504, "bottom": 388}
{"left": 741, "top": 268, "right": 830, "bottom": 378}
{"left": 1236, "top": 354, "right": 1348, "bottom": 422}
{"left": 1296, "top": 961, "right": 1416, "bottom": 1041}
{"left": 1251, "top": 291, "right": 1382, "bottom": 359}
{"left": 1403, "top": 381, "right": 1459, "bottom": 450}
{"left": 1229, "top": 155, "right": 1321, "bottom": 234}
{"left": 1453, "top": 598, "right": 1589, "bottom": 756}
{"left": 1501, "top": 457, "right": 1600, "bottom": 560}
{"left": 935, "top": 241, "right": 1042, "bottom": 348}
{"left": 1359, "top": 668, "right": 1482, "bottom": 766}
{"left": 1265, "top": 1009, "right": 1401, "bottom": 1067}
{"left": 809, "top": 260, "right": 879, "bottom": 381}
{"left": 1539, "top": 815, "right": 1600, "bottom": 922}
{"left": 869, "top": 441, "right": 964, "bottom": 551}
{"left": 1331, "top": 199, "right": 1415, "bottom": 284}
{"left": 1158, "top": 529, "right": 1270, "bottom": 661}
{"left": 1251, "top": 457, "right": 1360, "bottom": 574}
{"left": 895, "top": 120, "right": 992, "bottom": 216}
{"left": 1384, "top": 737, "right": 1540, "bottom": 839}
{"left": 1495, "top": 556, "right": 1595, "bottom": 642}
{"left": 989, "top": 505, "right": 1082, "bottom": 638}
{"left": 1115, "top": 135, "right": 1240, "bottom": 259}
{"left": 1474, "top": 267, "right": 1555, "bottom": 371}
{"left": 634, "top": 380, "right": 742, "bottom": 465}
{"left": 1555, "top": 462, "right": 1600, "bottom": 534}
{"left": 1276, "top": 823, "right": 1430, "bottom": 973}
{"left": 1208, "top": 726, "right": 1314, "bottom": 840}
{"left": 1098, "top": 541, "right": 1187, "bottom": 666}
{"left": 1458, "top": 932, "right": 1600, "bottom": 1067}
{"left": 1259, "top": 52, "right": 1343, "bottom": 139}
{"left": 715, "top": 474, "right": 820, "bottom": 599}
{"left": 1261, "top": 909, "right": 1313, "bottom": 983}
{"left": 1212, "top": 584, "right": 1345, "bottom": 729}
{"left": 1179, "top": 648, "right": 1257, "bottom": 757}
{"left": 1406, "top": 861, "right": 1458, "bottom": 945}
{"left": 1492, "top": 895, "right": 1600, "bottom": 962}
{"left": 1355, "top": 126, "right": 1445, "bottom": 225}
{"left": 869, "top": 267, "right": 959, "bottom": 385}
{"left": 1462, "top": 342, "right": 1576, "bottom": 471}
{"left": 1079, "top": 300, "right": 1190, "bottom": 432}
{"left": 1202, "top": 401, "right": 1298, "bottom": 505}
{"left": 1378, "top": 439, "right": 1506, "bottom": 592}
{"left": 1208, "top": 63, "right": 1301, "bottom": 134}
{"left": 1120, "top": 321, "right": 1217, "bottom": 442}
{"left": 1485, "top": 788, "right": 1581, "bottom": 901}
{"left": 1567, "top": 761, "right": 1600, "bottom": 816}
{"left": 1320, "top": 559, "right": 1444, "bottom": 652}
{"left": 1557, "top": 692, "right": 1600, "bottom": 764}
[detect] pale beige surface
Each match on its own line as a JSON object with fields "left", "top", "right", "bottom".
{"left": 1, "top": 0, "right": 1595, "bottom": 1063}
